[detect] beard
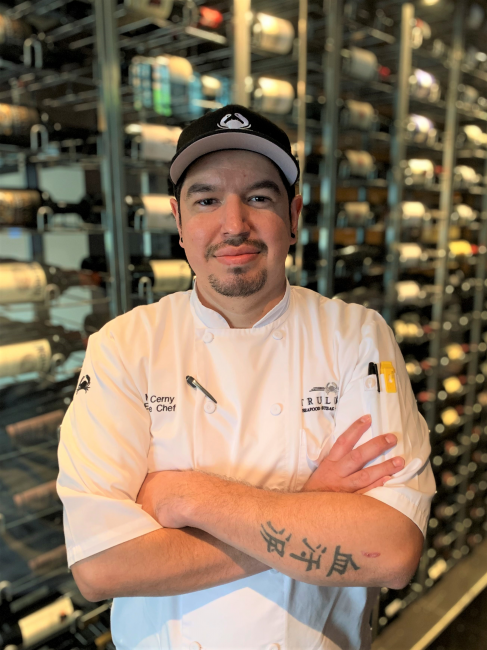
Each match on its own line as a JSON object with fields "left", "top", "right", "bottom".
{"left": 208, "top": 267, "right": 268, "bottom": 297}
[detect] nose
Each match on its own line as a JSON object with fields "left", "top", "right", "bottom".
{"left": 220, "top": 194, "right": 250, "bottom": 237}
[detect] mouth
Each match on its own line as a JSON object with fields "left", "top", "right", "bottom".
{"left": 214, "top": 246, "right": 261, "bottom": 265}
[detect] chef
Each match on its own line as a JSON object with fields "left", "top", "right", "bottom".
{"left": 57, "top": 104, "right": 436, "bottom": 650}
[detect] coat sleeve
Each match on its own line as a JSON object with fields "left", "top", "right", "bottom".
{"left": 56, "top": 324, "right": 162, "bottom": 568}
{"left": 332, "top": 307, "right": 437, "bottom": 537}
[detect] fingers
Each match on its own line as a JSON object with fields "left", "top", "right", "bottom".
{"left": 343, "top": 456, "right": 405, "bottom": 492}
{"left": 356, "top": 476, "right": 392, "bottom": 495}
{"left": 337, "top": 433, "right": 400, "bottom": 477}
{"left": 327, "top": 414, "right": 372, "bottom": 462}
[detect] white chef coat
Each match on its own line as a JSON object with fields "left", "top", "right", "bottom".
{"left": 57, "top": 280, "right": 436, "bottom": 650}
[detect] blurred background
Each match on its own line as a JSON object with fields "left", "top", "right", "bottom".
{"left": 1, "top": 0, "right": 487, "bottom": 648}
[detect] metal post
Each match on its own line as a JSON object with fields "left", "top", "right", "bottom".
{"left": 95, "top": 0, "right": 130, "bottom": 316}
{"left": 293, "top": 0, "right": 308, "bottom": 287}
{"left": 382, "top": 3, "right": 414, "bottom": 325}
{"left": 317, "top": 0, "right": 342, "bottom": 297}
{"left": 233, "top": 0, "right": 251, "bottom": 107}
{"left": 426, "top": 1, "right": 464, "bottom": 433}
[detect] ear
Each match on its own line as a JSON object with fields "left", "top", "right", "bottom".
{"left": 169, "top": 197, "right": 184, "bottom": 248}
{"left": 290, "top": 194, "right": 303, "bottom": 241}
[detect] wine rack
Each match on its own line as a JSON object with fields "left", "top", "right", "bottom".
{"left": 2, "top": 0, "right": 487, "bottom": 648}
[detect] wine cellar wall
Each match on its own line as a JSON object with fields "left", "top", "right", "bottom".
{"left": 1, "top": 0, "right": 487, "bottom": 648}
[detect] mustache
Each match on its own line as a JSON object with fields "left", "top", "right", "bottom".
{"left": 205, "top": 235, "right": 268, "bottom": 262}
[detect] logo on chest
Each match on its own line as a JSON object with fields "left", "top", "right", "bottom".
{"left": 302, "top": 382, "right": 339, "bottom": 413}
{"left": 144, "top": 394, "right": 177, "bottom": 413}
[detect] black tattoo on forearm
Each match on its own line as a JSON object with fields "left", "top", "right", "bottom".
{"left": 261, "top": 521, "right": 361, "bottom": 575}
{"left": 289, "top": 538, "right": 327, "bottom": 571}
{"left": 260, "top": 521, "right": 292, "bottom": 557}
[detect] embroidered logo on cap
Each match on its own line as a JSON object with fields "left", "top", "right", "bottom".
{"left": 217, "top": 113, "right": 251, "bottom": 130}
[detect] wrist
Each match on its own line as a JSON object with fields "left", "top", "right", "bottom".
{"left": 184, "top": 471, "right": 223, "bottom": 528}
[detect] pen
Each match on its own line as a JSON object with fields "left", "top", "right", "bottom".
{"left": 367, "top": 362, "right": 380, "bottom": 393}
{"left": 186, "top": 375, "right": 218, "bottom": 403}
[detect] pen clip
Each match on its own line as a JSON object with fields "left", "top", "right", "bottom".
{"left": 186, "top": 375, "right": 218, "bottom": 404}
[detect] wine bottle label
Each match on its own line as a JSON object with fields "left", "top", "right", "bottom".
{"left": 150, "top": 259, "right": 192, "bottom": 293}
{"left": 343, "top": 100, "right": 375, "bottom": 131}
{"left": 253, "top": 13, "right": 295, "bottom": 55}
{"left": 344, "top": 150, "right": 375, "bottom": 177}
{"left": 0, "top": 104, "right": 39, "bottom": 137}
{"left": 141, "top": 195, "right": 178, "bottom": 232}
{"left": 0, "top": 261, "right": 47, "bottom": 304}
{"left": 6, "top": 409, "right": 65, "bottom": 443}
{"left": 13, "top": 479, "right": 59, "bottom": 511}
{"left": 255, "top": 77, "right": 295, "bottom": 115}
{"left": 19, "top": 594, "right": 73, "bottom": 643}
{"left": 346, "top": 47, "right": 378, "bottom": 81}
{"left": 0, "top": 189, "right": 41, "bottom": 225}
{"left": 125, "top": 0, "right": 174, "bottom": 20}
{"left": 140, "top": 124, "right": 181, "bottom": 161}
{"left": 1, "top": 339, "right": 52, "bottom": 378}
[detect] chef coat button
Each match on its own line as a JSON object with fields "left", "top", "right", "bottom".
{"left": 204, "top": 400, "right": 216, "bottom": 414}
{"left": 270, "top": 403, "right": 282, "bottom": 416}
{"left": 267, "top": 645, "right": 280, "bottom": 650}
{"left": 272, "top": 330, "right": 284, "bottom": 340}
{"left": 189, "top": 643, "right": 202, "bottom": 650}
{"left": 202, "top": 331, "right": 214, "bottom": 343}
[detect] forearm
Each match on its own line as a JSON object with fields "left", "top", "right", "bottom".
{"left": 73, "top": 526, "right": 270, "bottom": 601}
{"left": 184, "top": 475, "right": 423, "bottom": 589}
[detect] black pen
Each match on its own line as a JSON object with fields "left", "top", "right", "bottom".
{"left": 367, "top": 362, "right": 380, "bottom": 393}
{"left": 186, "top": 375, "right": 218, "bottom": 403}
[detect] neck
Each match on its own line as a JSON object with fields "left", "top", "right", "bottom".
{"left": 195, "top": 277, "right": 287, "bottom": 328}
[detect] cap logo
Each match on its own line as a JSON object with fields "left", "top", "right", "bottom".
{"left": 217, "top": 113, "right": 251, "bottom": 130}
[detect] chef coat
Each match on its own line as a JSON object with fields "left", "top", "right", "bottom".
{"left": 57, "top": 280, "right": 436, "bottom": 650}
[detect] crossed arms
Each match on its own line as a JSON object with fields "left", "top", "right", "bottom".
{"left": 71, "top": 415, "right": 424, "bottom": 602}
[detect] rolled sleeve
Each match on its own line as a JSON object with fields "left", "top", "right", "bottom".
{"left": 57, "top": 325, "right": 162, "bottom": 568}
{"left": 333, "top": 306, "right": 437, "bottom": 537}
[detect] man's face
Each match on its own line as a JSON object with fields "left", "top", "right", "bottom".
{"left": 170, "top": 149, "right": 302, "bottom": 299}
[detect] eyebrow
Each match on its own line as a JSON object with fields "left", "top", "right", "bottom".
{"left": 185, "top": 179, "right": 283, "bottom": 199}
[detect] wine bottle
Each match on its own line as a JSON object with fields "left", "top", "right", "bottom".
{"left": 0, "top": 589, "right": 74, "bottom": 648}
{"left": 0, "top": 14, "right": 31, "bottom": 61}
{"left": 410, "top": 69, "right": 441, "bottom": 102}
{"left": 125, "top": 0, "right": 224, "bottom": 32}
{"left": 253, "top": 77, "right": 295, "bottom": 115}
{"left": 251, "top": 12, "right": 295, "bottom": 55}
{"left": 125, "top": 123, "right": 181, "bottom": 162}
{"left": 0, "top": 326, "right": 86, "bottom": 378}
{"left": 342, "top": 46, "right": 390, "bottom": 82}
{"left": 5, "top": 410, "right": 65, "bottom": 447}
{"left": 405, "top": 114, "right": 438, "bottom": 146}
{"left": 28, "top": 545, "right": 67, "bottom": 575}
{"left": 0, "top": 189, "right": 103, "bottom": 227}
{"left": 130, "top": 259, "right": 192, "bottom": 294}
{"left": 0, "top": 104, "right": 96, "bottom": 148}
{"left": 339, "top": 100, "right": 378, "bottom": 131}
{"left": 126, "top": 194, "right": 178, "bottom": 232}
{"left": 13, "top": 480, "right": 60, "bottom": 512}
{"left": 338, "top": 150, "right": 376, "bottom": 179}
{"left": 0, "top": 260, "right": 101, "bottom": 304}
{"left": 82, "top": 256, "right": 193, "bottom": 295}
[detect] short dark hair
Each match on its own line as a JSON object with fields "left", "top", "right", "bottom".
{"left": 168, "top": 154, "right": 296, "bottom": 225}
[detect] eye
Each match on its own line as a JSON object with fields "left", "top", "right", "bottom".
{"left": 197, "top": 198, "right": 217, "bottom": 206}
{"left": 249, "top": 195, "right": 271, "bottom": 203}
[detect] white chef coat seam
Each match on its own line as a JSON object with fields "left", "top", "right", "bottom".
{"left": 362, "top": 486, "right": 431, "bottom": 537}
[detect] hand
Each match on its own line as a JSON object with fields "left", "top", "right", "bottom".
{"left": 136, "top": 469, "right": 197, "bottom": 528}
{"left": 300, "top": 414, "right": 405, "bottom": 495}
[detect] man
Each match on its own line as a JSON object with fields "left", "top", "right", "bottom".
{"left": 57, "top": 105, "right": 436, "bottom": 650}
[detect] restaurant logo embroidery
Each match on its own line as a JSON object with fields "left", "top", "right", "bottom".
{"left": 76, "top": 375, "right": 91, "bottom": 394}
{"left": 302, "top": 384, "right": 339, "bottom": 413}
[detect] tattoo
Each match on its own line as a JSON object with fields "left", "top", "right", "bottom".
{"left": 260, "top": 523, "right": 361, "bottom": 577}
{"left": 289, "top": 538, "right": 327, "bottom": 571}
{"left": 326, "top": 545, "right": 360, "bottom": 577}
{"left": 260, "top": 521, "right": 292, "bottom": 557}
